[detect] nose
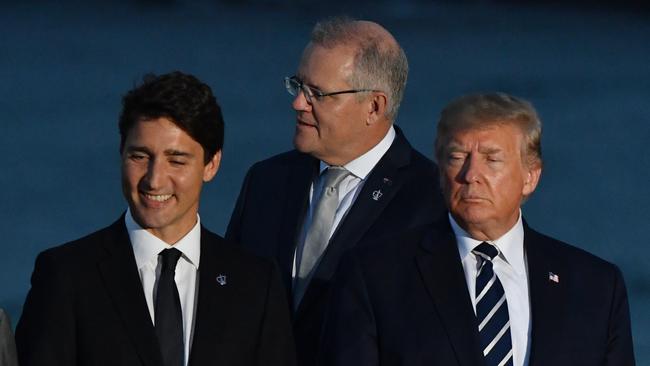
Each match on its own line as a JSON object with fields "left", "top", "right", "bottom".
{"left": 142, "top": 158, "right": 165, "bottom": 190}
{"left": 458, "top": 154, "right": 482, "bottom": 184}
{"left": 292, "top": 88, "right": 311, "bottom": 112}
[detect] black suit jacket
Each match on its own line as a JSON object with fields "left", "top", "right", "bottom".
{"left": 226, "top": 127, "right": 445, "bottom": 365}
{"left": 16, "top": 217, "right": 296, "bottom": 366}
{"left": 321, "top": 218, "right": 635, "bottom": 366}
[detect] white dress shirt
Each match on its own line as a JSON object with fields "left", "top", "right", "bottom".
{"left": 125, "top": 209, "right": 200, "bottom": 366}
{"left": 450, "top": 212, "right": 531, "bottom": 366}
{"left": 292, "top": 126, "right": 396, "bottom": 278}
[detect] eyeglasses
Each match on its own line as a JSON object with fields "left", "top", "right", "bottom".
{"left": 284, "top": 76, "right": 381, "bottom": 104}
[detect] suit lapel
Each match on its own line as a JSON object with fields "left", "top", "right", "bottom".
{"left": 97, "top": 218, "right": 163, "bottom": 366}
{"left": 188, "top": 230, "right": 231, "bottom": 366}
{"left": 415, "top": 223, "right": 484, "bottom": 366}
{"left": 524, "top": 225, "right": 569, "bottom": 366}
{"left": 295, "top": 129, "right": 412, "bottom": 317}
{"left": 277, "top": 153, "right": 319, "bottom": 293}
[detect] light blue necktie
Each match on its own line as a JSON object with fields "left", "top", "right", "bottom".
{"left": 293, "top": 167, "right": 349, "bottom": 308}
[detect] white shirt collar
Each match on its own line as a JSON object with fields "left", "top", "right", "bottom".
{"left": 319, "top": 125, "right": 396, "bottom": 179}
{"left": 450, "top": 211, "right": 526, "bottom": 275}
{"left": 125, "top": 209, "right": 201, "bottom": 271}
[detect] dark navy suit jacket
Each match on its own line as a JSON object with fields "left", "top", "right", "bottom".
{"left": 321, "top": 218, "right": 635, "bottom": 366}
{"left": 16, "top": 217, "right": 296, "bottom": 366}
{"left": 226, "top": 127, "right": 445, "bottom": 365}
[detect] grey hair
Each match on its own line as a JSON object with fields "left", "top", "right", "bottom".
{"left": 434, "top": 93, "right": 543, "bottom": 169}
{"left": 310, "top": 16, "right": 408, "bottom": 122}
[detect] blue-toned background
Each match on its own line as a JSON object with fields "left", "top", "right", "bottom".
{"left": 1, "top": 0, "right": 648, "bottom": 362}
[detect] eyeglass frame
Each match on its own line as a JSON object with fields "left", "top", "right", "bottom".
{"left": 284, "top": 76, "right": 382, "bottom": 104}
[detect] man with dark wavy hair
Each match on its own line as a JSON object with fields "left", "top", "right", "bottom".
{"left": 16, "top": 71, "right": 296, "bottom": 366}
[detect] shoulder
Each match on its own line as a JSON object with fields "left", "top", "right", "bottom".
{"left": 384, "top": 128, "right": 439, "bottom": 188}
{"left": 201, "top": 228, "right": 278, "bottom": 274}
{"left": 525, "top": 226, "right": 622, "bottom": 278}
{"left": 247, "top": 150, "right": 313, "bottom": 174}
{"left": 36, "top": 219, "right": 123, "bottom": 266}
{"left": 345, "top": 224, "right": 435, "bottom": 269}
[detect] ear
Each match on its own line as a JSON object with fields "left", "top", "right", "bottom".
{"left": 366, "top": 92, "right": 388, "bottom": 125}
{"left": 202, "top": 150, "right": 222, "bottom": 182}
{"left": 522, "top": 163, "right": 542, "bottom": 197}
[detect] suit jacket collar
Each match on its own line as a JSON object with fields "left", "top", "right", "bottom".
{"left": 295, "top": 126, "right": 414, "bottom": 318}
{"left": 523, "top": 223, "right": 569, "bottom": 366}
{"left": 188, "top": 228, "right": 238, "bottom": 366}
{"left": 417, "top": 218, "right": 572, "bottom": 366}
{"left": 416, "top": 218, "right": 485, "bottom": 366}
{"left": 98, "top": 217, "right": 238, "bottom": 366}
{"left": 98, "top": 216, "right": 163, "bottom": 366}
{"left": 276, "top": 152, "right": 319, "bottom": 295}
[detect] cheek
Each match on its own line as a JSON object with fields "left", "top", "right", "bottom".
{"left": 121, "top": 166, "right": 139, "bottom": 188}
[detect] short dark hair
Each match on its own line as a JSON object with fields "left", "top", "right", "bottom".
{"left": 119, "top": 71, "right": 224, "bottom": 163}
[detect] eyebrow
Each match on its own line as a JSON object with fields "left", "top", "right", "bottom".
{"left": 296, "top": 74, "right": 325, "bottom": 92}
{"left": 478, "top": 147, "right": 503, "bottom": 155}
{"left": 125, "top": 146, "right": 194, "bottom": 158}
{"left": 125, "top": 146, "right": 150, "bottom": 154}
{"left": 444, "top": 144, "right": 503, "bottom": 155}
{"left": 164, "top": 149, "right": 193, "bottom": 158}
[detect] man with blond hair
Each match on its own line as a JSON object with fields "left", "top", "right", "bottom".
{"left": 321, "top": 93, "right": 635, "bottom": 366}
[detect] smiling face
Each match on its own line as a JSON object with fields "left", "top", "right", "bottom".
{"left": 440, "top": 123, "right": 541, "bottom": 240}
{"left": 121, "top": 117, "right": 220, "bottom": 244}
{"left": 291, "top": 43, "right": 377, "bottom": 166}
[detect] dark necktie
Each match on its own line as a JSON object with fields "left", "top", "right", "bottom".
{"left": 473, "top": 242, "right": 513, "bottom": 366}
{"left": 155, "top": 248, "right": 184, "bottom": 366}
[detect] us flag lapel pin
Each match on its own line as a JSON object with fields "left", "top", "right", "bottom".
{"left": 548, "top": 272, "right": 560, "bottom": 283}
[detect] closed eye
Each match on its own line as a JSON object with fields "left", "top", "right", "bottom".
{"left": 129, "top": 153, "right": 148, "bottom": 161}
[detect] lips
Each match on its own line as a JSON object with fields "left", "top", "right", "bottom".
{"left": 144, "top": 193, "right": 172, "bottom": 202}
{"left": 296, "top": 118, "right": 317, "bottom": 128}
{"left": 140, "top": 193, "right": 174, "bottom": 207}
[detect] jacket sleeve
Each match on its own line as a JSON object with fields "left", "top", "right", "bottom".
{"left": 256, "top": 261, "right": 297, "bottom": 366}
{"left": 605, "top": 265, "right": 636, "bottom": 366}
{"left": 15, "top": 250, "right": 77, "bottom": 366}
{"left": 319, "top": 252, "right": 379, "bottom": 366}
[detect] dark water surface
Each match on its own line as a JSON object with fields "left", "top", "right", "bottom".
{"left": 1, "top": 0, "right": 648, "bottom": 362}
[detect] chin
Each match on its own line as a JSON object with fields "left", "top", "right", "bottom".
{"left": 293, "top": 136, "right": 314, "bottom": 154}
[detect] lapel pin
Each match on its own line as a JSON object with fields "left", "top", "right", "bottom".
{"left": 548, "top": 272, "right": 559, "bottom": 283}
{"left": 372, "top": 189, "right": 383, "bottom": 201}
{"left": 216, "top": 274, "right": 227, "bottom": 286}
{"left": 382, "top": 177, "right": 393, "bottom": 186}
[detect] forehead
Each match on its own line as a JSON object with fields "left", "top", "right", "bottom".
{"left": 124, "top": 118, "right": 199, "bottom": 149}
{"left": 298, "top": 44, "right": 356, "bottom": 83}
{"left": 445, "top": 123, "right": 524, "bottom": 151}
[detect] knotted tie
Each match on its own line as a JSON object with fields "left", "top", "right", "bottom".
{"left": 294, "top": 167, "right": 350, "bottom": 308}
{"left": 155, "top": 248, "right": 184, "bottom": 366}
{"left": 473, "top": 242, "right": 513, "bottom": 366}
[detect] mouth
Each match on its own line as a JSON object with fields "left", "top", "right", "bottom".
{"left": 141, "top": 193, "right": 173, "bottom": 206}
{"left": 459, "top": 195, "right": 488, "bottom": 203}
{"left": 296, "top": 118, "right": 317, "bottom": 128}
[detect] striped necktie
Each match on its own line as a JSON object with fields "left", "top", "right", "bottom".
{"left": 473, "top": 242, "right": 513, "bottom": 366}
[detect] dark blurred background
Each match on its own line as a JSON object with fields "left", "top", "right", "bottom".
{"left": 1, "top": 0, "right": 648, "bottom": 362}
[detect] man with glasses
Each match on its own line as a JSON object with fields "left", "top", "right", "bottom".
{"left": 227, "top": 16, "right": 445, "bottom": 365}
